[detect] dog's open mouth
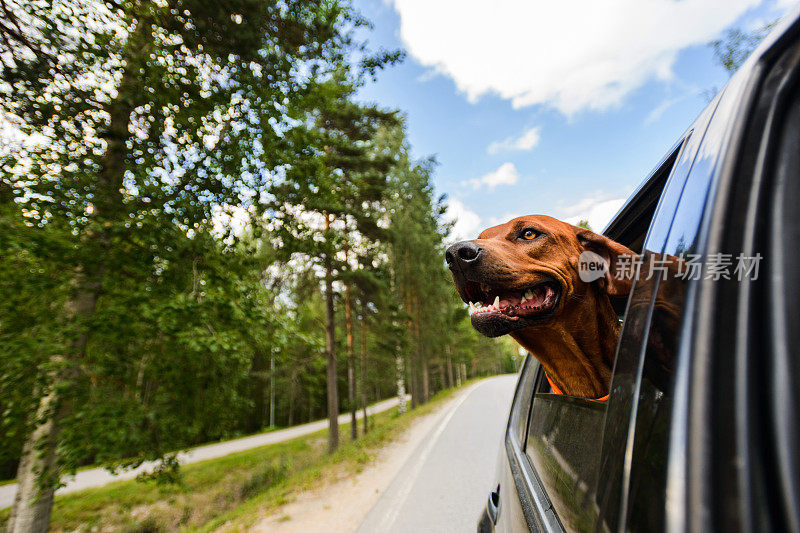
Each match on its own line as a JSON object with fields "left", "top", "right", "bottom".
{"left": 459, "top": 279, "right": 562, "bottom": 337}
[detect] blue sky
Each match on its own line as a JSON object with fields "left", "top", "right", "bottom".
{"left": 354, "top": 0, "right": 796, "bottom": 239}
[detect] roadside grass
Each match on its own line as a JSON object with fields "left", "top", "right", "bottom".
{"left": 0, "top": 382, "right": 473, "bottom": 532}
{"left": 0, "top": 423, "right": 288, "bottom": 487}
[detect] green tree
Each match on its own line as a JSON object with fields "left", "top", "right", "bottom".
{"left": 380, "top": 122, "right": 518, "bottom": 404}
{"left": 270, "top": 73, "right": 399, "bottom": 452}
{"left": 710, "top": 20, "right": 779, "bottom": 76}
{"left": 1, "top": 0, "right": 365, "bottom": 529}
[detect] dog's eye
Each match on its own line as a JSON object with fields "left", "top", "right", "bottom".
{"left": 521, "top": 229, "right": 537, "bottom": 240}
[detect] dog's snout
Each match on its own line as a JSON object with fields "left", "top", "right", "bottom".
{"left": 445, "top": 241, "right": 483, "bottom": 269}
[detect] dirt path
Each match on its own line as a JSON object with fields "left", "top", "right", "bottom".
{"left": 249, "top": 392, "right": 464, "bottom": 533}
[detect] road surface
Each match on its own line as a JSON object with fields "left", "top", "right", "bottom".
{"left": 0, "top": 395, "right": 407, "bottom": 510}
{"left": 357, "top": 374, "right": 517, "bottom": 533}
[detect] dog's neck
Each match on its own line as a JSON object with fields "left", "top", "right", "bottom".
{"left": 511, "top": 287, "right": 620, "bottom": 399}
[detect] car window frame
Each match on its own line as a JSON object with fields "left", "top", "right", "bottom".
{"left": 665, "top": 23, "right": 800, "bottom": 532}
{"left": 505, "top": 134, "right": 695, "bottom": 532}
{"left": 504, "top": 356, "right": 564, "bottom": 532}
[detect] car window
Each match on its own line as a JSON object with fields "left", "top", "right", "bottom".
{"left": 524, "top": 390, "right": 607, "bottom": 531}
{"left": 508, "top": 353, "right": 539, "bottom": 446}
{"left": 621, "top": 72, "right": 749, "bottom": 531}
{"left": 590, "top": 101, "right": 719, "bottom": 532}
{"left": 519, "top": 137, "right": 691, "bottom": 532}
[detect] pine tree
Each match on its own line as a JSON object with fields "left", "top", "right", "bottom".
{"left": 270, "top": 74, "right": 398, "bottom": 452}
{"left": 1, "top": 1, "right": 364, "bottom": 529}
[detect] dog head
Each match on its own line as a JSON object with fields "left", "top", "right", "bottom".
{"left": 445, "top": 214, "right": 635, "bottom": 338}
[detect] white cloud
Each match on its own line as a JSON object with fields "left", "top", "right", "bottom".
{"left": 488, "top": 126, "right": 541, "bottom": 154}
{"left": 486, "top": 212, "right": 525, "bottom": 228}
{"left": 467, "top": 162, "right": 521, "bottom": 190}
{"left": 644, "top": 96, "right": 684, "bottom": 125}
{"left": 561, "top": 196, "right": 627, "bottom": 232}
{"left": 444, "top": 198, "right": 483, "bottom": 242}
{"left": 391, "top": 0, "right": 762, "bottom": 115}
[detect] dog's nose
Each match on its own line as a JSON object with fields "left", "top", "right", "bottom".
{"left": 445, "top": 241, "right": 483, "bottom": 269}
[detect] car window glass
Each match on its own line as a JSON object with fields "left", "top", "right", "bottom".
{"left": 525, "top": 392, "right": 607, "bottom": 531}
{"left": 643, "top": 103, "right": 718, "bottom": 251}
{"left": 508, "top": 354, "right": 539, "bottom": 446}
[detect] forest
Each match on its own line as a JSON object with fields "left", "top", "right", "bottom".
{"left": 0, "top": 0, "right": 518, "bottom": 529}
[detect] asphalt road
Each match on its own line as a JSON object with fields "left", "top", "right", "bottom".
{"left": 357, "top": 374, "right": 517, "bottom": 533}
{"left": 0, "top": 395, "right": 407, "bottom": 510}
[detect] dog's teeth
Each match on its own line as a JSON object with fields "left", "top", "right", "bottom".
{"left": 493, "top": 296, "right": 499, "bottom": 308}
{"left": 524, "top": 290, "right": 533, "bottom": 301}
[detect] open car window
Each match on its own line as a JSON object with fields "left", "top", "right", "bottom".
{"left": 518, "top": 133, "right": 695, "bottom": 532}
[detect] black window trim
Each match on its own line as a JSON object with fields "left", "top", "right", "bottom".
{"left": 505, "top": 362, "right": 565, "bottom": 533}
{"left": 668, "top": 20, "right": 800, "bottom": 532}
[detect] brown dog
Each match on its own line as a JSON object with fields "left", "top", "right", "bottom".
{"left": 445, "top": 215, "right": 635, "bottom": 399}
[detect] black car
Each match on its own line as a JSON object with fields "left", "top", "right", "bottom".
{"left": 479, "top": 8, "right": 800, "bottom": 533}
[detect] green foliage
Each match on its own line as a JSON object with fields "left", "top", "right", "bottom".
{"left": 238, "top": 459, "right": 288, "bottom": 500}
{"left": 710, "top": 20, "right": 779, "bottom": 76}
{"left": 0, "top": 0, "right": 379, "bottom": 485}
{"left": 135, "top": 455, "right": 183, "bottom": 487}
{"left": 0, "top": 2, "right": 515, "bottom": 519}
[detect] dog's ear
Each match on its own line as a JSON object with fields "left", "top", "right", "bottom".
{"left": 574, "top": 228, "right": 637, "bottom": 296}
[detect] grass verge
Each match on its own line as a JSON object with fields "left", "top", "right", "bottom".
{"left": 0, "top": 382, "right": 474, "bottom": 532}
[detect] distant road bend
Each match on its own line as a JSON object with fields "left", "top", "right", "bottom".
{"left": 0, "top": 395, "right": 407, "bottom": 510}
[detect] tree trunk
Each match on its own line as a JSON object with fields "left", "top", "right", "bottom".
{"left": 409, "top": 361, "right": 419, "bottom": 409}
{"left": 413, "top": 295, "right": 428, "bottom": 404}
{"left": 7, "top": 380, "right": 61, "bottom": 533}
{"left": 9, "top": 264, "right": 103, "bottom": 533}
{"left": 7, "top": 16, "right": 145, "bottom": 529}
{"left": 396, "top": 353, "right": 407, "bottom": 415}
{"left": 422, "top": 355, "right": 430, "bottom": 404}
{"left": 324, "top": 214, "right": 339, "bottom": 454}
{"left": 345, "top": 282, "right": 356, "bottom": 440}
{"left": 360, "top": 300, "right": 368, "bottom": 434}
{"left": 269, "top": 356, "right": 275, "bottom": 427}
{"left": 308, "top": 388, "right": 314, "bottom": 423}
{"left": 405, "top": 293, "right": 419, "bottom": 409}
{"left": 447, "top": 354, "right": 455, "bottom": 390}
{"left": 288, "top": 368, "right": 296, "bottom": 427}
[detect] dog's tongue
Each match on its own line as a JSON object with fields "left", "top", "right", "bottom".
{"left": 500, "top": 285, "right": 552, "bottom": 310}
{"left": 499, "top": 297, "right": 518, "bottom": 308}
